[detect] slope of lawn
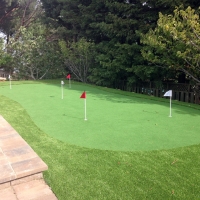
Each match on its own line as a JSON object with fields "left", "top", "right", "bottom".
{"left": 0, "top": 80, "right": 200, "bottom": 199}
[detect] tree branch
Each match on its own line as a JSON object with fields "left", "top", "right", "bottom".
{"left": 180, "top": 68, "right": 200, "bottom": 83}
{"left": 0, "top": 4, "right": 19, "bottom": 24}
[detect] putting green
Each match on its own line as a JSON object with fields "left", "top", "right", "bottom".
{"left": 0, "top": 81, "right": 200, "bottom": 151}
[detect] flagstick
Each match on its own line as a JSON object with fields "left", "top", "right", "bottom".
{"left": 164, "top": 90, "right": 172, "bottom": 117}
{"left": 169, "top": 96, "right": 172, "bottom": 117}
{"left": 61, "top": 84, "right": 63, "bottom": 99}
{"left": 84, "top": 99, "right": 87, "bottom": 120}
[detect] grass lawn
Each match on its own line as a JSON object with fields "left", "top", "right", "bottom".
{"left": 0, "top": 80, "right": 200, "bottom": 199}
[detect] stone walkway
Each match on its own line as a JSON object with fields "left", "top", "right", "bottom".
{"left": 0, "top": 115, "right": 58, "bottom": 200}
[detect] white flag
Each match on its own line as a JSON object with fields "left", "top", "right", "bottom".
{"left": 8, "top": 75, "right": 11, "bottom": 79}
{"left": 164, "top": 90, "right": 172, "bottom": 97}
{"left": 61, "top": 80, "right": 64, "bottom": 85}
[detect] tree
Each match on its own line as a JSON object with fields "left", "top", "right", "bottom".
{"left": 81, "top": 0, "right": 200, "bottom": 86}
{"left": 40, "top": 0, "right": 86, "bottom": 42}
{"left": 0, "top": 0, "right": 43, "bottom": 44}
{"left": 0, "top": 38, "right": 12, "bottom": 70}
{"left": 141, "top": 6, "right": 200, "bottom": 83}
{"left": 41, "top": 0, "right": 200, "bottom": 86}
{"left": 8, "top": 21, "right": 64, "bottom": 80}
{"left": 0, "top": 0, "right": 19, "bottom": 26}
{"left": 59, "top": 38, "right": 96, "bottom": 82}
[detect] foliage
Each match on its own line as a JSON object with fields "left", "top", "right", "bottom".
{"left": 0, "top": 0, "right": 43, "bottom": 43}
{"left": 8, "top": 22, "right": 64, "bottom": 80}
{"left": 0, "top": 0, "right": 19, "bottom": 39}
{"left": 59, "top": 38, "right": 96, "bottom": 82}
{"left": 141, "top": 6, "right": 200, "bottom": 83}
{"left": 0, "top": 38, "right": 12, "bottom": 69}
{"left": 79, "top": 0, "right": 200, "bottom": 86}
{"left": 0, "top": 0, "right": 66, "bottom": 80}
{"left": 40, "top": 0, "right": 84, "bottom": 42}
{"left": 2, "top": 0, "right": 200, "bottom": 84}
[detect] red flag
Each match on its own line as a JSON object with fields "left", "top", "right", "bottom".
{"left": 80, "top": 91, "right": 86, "bottom": 99}
{"left": 66, "top": 74, "right": 71, "bottom": 79}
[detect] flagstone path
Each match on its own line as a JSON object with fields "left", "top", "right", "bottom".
{"left": 0, "top": 115, "right": 57, "bottom": 200}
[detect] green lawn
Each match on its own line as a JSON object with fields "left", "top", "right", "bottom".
{"left": 0, "top": 80, "right": 200, "bottom": 199}
{"left": 1, "top": 80, "right": 200, "bottom": 151}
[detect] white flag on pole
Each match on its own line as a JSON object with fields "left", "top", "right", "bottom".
{"left": 9, "top": 75, "right": 11, "bottom": 89}
{"left": 61, "top": 80, "right": 64, "bottom": 99}
{"left": 164, "top": 90, "right": 172, "bottom": 117}
{"left": 164, "top": 90, "right": 172, "bottom": 97}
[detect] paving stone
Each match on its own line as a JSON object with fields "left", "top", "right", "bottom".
{"left": 11, "top": 173, "right": 43, "bottom": 186}
{"left": 13, "top": 179, "right": 57, "bottom": 200}
{"left": 0, "top": 130, "right": 18, "bottom": 138}
{"left": 11, "top": 157, "right": 48, "bottom": 179}
{"left": 0, "top": 135, "right": 27, "bottom": 152}
{"left": 0, "top": 119, "right": 13, "bottom": 130}
{"left": 4, "top": 145, "right": 38, "bottom": 163}
{"left": 0, "top": 150, "right": 8, "bottom": 165}
{"left": 0, "top": 164, "right": 16, "bottom": 184}
{"left": 0, "top": 187, "right": 17, "bottom": 200}
{"left": 0, "top": 116, "right": 56, "bottom": 200}
{"left": 0, "top": 181, "right": 10, "bottom": 190}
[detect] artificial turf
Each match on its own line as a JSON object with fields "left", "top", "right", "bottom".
{"left": 0, "top": 80, "right": 200, "bottom": 151}
{"left": 0, "top": 80, "right": 200, "bottom": 200}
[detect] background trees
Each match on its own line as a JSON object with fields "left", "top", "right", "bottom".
{"left": 1, "top": 0, "right": 200, "bottom": 83}
{"left": 0, "top": 0, "right": 65, "bottom": 79}
{"left": 9, "top": 22, "right": 64, "bottom": 80}
{"left": 59, "top": 38, "right": 96, "bottom": 82}
{"left": 0, "top": 0, "right": 42, "bottom": 43}
{"left": 141, "top": 6, "right": 200, "bottom": 83}
{"left": 0, "top": 38, "right": 12, "bottom": 69}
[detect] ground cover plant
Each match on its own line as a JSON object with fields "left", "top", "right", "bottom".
{"left": 0, "top": 80, "right": 200, "bottom": 199}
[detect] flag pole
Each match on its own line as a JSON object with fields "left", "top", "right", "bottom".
{"left": 9, "top": 75, "right": 11, "bottom": 89}
{"left": 61, "top": 84, "right": 63, "bottom": 99}
{"left": 61, "top": 80, "right": 64, "bottom": 99}
{"left": 169, "top": 96, "right": 172, "bottom": 117}
{"left": 164, "top": 90, "right": 172, "bottom": 117}
{"left": 66, "top": 74, "right": 71, "bottom": 88}
{"left": 80, "top": 91, "right": 87, "bottom": 120}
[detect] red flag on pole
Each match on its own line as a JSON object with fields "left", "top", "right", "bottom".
{"left": 66, "top": 74, "right": 71, "bottom": 79}
{"left": 80, "top": 91, "right": 87, "bottom": 120}
{"left": 80, "top": 91, "right": 86, "bottom": 99}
